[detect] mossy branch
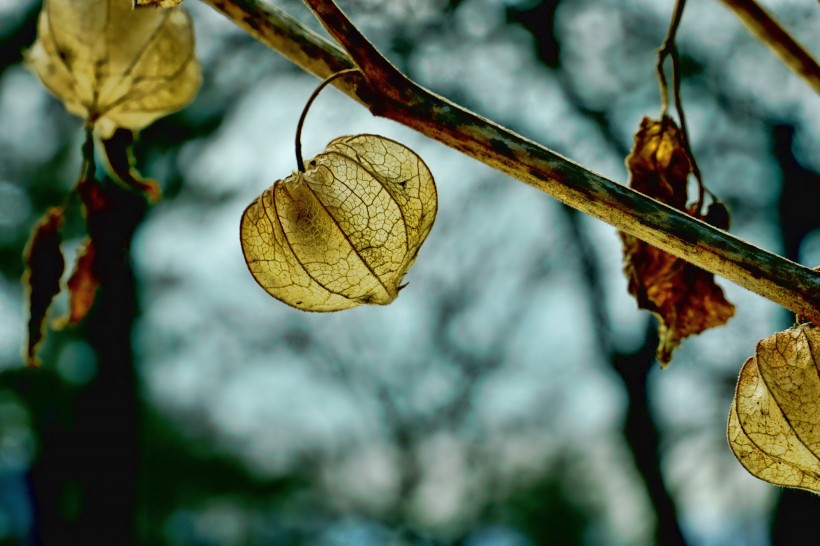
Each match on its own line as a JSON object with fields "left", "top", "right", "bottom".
{"left": 200, "top": 0, "right": 820, "bottom": 324}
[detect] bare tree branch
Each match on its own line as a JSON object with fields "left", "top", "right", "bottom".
{"left": 202, "top": 0, "right": 361, "bottom": 99}
{"left": 200, "top": 0, "right": 820, "bottom": 323}
{"left": 719, "top": 0, "right": 820, "bottom": 94}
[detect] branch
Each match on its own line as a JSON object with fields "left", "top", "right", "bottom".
{"left": 202, "top": 0, "right": 362, "bottom": 100}
{"left": 719, "top": 0, "right": 820, "bottom": 94}
{"left": 200, "top": 0, "right": 820, "bottom": 324}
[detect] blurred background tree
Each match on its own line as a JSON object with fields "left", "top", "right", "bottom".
{"left": 0, "top": 0, "right": 818, "bottom": 545}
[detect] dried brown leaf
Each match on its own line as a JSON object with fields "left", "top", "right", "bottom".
{"left": 26, "top": 0, "right": 200, "bottom": 137}
{"left": 241, "top": 135, "right": 438, "bottom": 312}
{"left": 728, "top": 323, "right": 820, "bottom": 493}
{"left": 77, "top": 177, "right": 117, "bottom": 216}
{"left": 625, "top": 117, "right": 692, "bottom": 207}
{"left": 58, "top": 238, "right": 100, "bottom": 326}
{"left": 23, "top": 207, "right": 65, "bottom": 367}
{"left": 620, "top": 117, "right": 735, "bottom": 366}
{"left": 101, "top": 129, "right": 161, "bottom": 201}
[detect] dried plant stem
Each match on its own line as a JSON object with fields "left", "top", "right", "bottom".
{"left": 656, "top": 0, "right": 706, "bottom": 213}
{"left": 656, "top": 0, "right": 686, "bottom": 118}
{"left": 294, "top": 68, "right": 360, "bottom": 171}
{"left": 80, "top": 127, "right": 96, "bottom": 183}
{"left": 720, "top": 0, "right": 820, "bottom": 95}
{"left": 200, "top": 0, "right": 820, "bottom": 324}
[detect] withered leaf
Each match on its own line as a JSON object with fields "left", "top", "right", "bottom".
{"left": 728, "top": 323, "right": 820, "bottom": 493}
{"left": 26, "top": 0, "right": 201, "bottom": 138}
{"left": 58, "top": 238, "right": 100, "bottom": 327}
{"left": 102, "top": 128, "right": 161, "bottom": 201}
{"left": 625, "top": 117, "right": 691, "bottom": 208}
{"left": 620, "top": 117, "right": 734, "bottom": 366}
{"left": 24, "top": 207, "right": 65, "bottom": 367}
{"left": 77, "top": 176, "right": 117, "bottom": 217}
{"left": 241, "top": 135, "right": 438, "bottom": 312}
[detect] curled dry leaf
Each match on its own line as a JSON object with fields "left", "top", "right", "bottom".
{"left": 728, "top": 323, "right": 820, "bottom": 493}
{"left": 620, "top": 117, "right": 735, "bottom": 366}
{"left": 24, "top": 207, "right": 65, "bottom": 367}
{"left": 241, "top": 135, "right": 437, "bottom": 312}
{"left": 102, "top": 128, "right": 161, "bottom": 201}
{"left": 26, "top": 0, "right": 200, "bottom": 138}
{"left": 58, "top": 238, "right": 100, "bottom": 327}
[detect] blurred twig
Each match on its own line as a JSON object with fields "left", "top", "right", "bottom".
{"left": 27, "top": 176, "right": 146, "bottom": 545}
{"left": 562, "top": 204, "right": 687, "bottom": 546}
{"left": 200, "top": 0, "right": 820, "bottom": 323}
{"left": 719, "top": 0, "right": 820, "bottom": 94}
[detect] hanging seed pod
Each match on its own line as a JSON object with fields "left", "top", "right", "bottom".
{"left": 240, "top": 134, "right": 437, "bottom": 312}
{"left": 26, "top": 0, "right": 200, "bottom": 138}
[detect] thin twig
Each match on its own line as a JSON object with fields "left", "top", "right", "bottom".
{"left": 670, "top": 59, "right": 705, "bottom": 214}
{"left": 200, "top": 0, "right": 820, "bottom": 324}
{"left": 657, "top": 0, "right": 706, "bottom": 213}
{"left": 720, "top": 0, "right": 820, "bottom": 95}
{"left": 656, "top": 0, "right": 686, "bottom": 117}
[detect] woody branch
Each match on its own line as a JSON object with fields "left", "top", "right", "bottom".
{"left": 201, "top": 0, "right": 820, "bottom": 324}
